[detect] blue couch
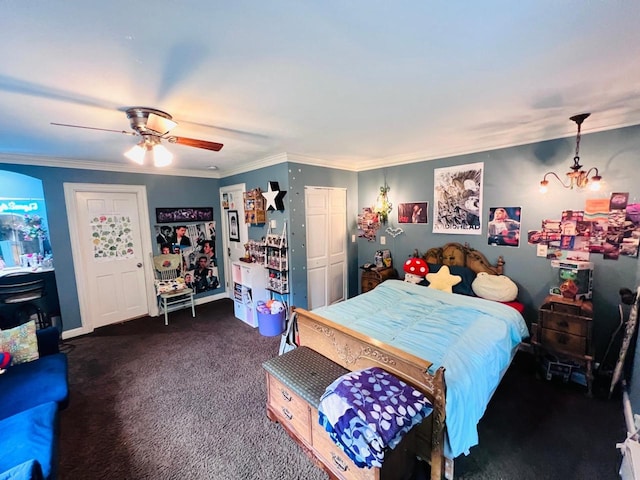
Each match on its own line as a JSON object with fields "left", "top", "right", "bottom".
{"left": 0, "top": 327, "right": 69, "bottom": 480}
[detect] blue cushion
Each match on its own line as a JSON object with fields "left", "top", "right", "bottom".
{"left": 0, "top": 354, "right": 68, "bottom": 421}
{"left": 0, "top": 402, "right": 57, "bottom": 480}
{"left": 421, "top": 264, "right": 477, "bottom": 296}
{"left": 0, "top": 459, "right": 43, "bottom": 480}
{"left": 36, "top": 328, "right": 60, "bottom": 357}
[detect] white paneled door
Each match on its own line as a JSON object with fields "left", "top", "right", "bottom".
{"left": 65, "top": 184, "right": 155, "bottom": 332}
{"left": 305, "top": 187, "right": 347, "bottom": 310}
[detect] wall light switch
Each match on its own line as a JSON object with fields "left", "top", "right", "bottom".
{"left": 270, "top": 219, "right": 277, "bottom": 229}
{"left": 380, "top": 236, "right": 386, "bottom": 245}
{"left": 352, "top": 234, "right": 356, "bottom": 243}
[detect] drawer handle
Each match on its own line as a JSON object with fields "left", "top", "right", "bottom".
{"left": 331, "top": 453, "right": 348, "bottom": 472}
{"left": 280, "top": 389, "right": 292, "bottom": 402}
{"left": 557, "top": 334, "right": 568, "bottom": 345}
{"left": 281, "top": 407, "right": 293, "bottom": 420}
{"left": 557, "top": 320, "right": 569, "bottom": 328}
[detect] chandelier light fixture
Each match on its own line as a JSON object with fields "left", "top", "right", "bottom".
{"left": 539, "top": 113, "right": 602, "bottom": 193}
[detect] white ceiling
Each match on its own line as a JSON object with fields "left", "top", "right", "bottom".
{"left": 1, "top": 1, "right": 639, "bottom": 177}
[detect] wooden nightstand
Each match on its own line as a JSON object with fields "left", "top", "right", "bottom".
{"left": 361, "top": 267, "right": 398, "bottom": 293}
{"left": 532, "top": 295, "right": 594, "bottom": 396}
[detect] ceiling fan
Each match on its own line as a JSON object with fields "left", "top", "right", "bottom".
{"left": 51, "top": 107, "right": 224, "bottom": 167}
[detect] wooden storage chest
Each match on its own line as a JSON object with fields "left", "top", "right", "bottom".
{"left": 263, "top": 346, "right": 417, "bottom": 480}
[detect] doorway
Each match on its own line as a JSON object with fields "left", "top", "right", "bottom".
{"left": 64, "top": 183, "right": 156, "bottom": 333}
{"left": 305, "top": 187, "right": 347, "bottom": 310}
{"left": 219, "top": 184, "right": 248, "bottom": 298}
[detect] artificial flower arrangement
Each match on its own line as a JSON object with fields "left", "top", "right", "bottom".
{"left": 19, "top": 214, "right": 47, "bottom": 241}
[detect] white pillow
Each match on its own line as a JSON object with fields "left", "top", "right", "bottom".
{"left": 472, "top": 272, "right": 518, "bottom": 302}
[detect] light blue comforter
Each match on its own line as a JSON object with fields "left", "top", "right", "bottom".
{"left": 312, "top": 280, "right": 529, "bottom": 458}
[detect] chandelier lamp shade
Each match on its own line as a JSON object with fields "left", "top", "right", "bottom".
{"left": 539, "top": 113, "right": 602, "bottom": 193}
{"left": 124, "top": 135, "right": 174, "bottom": 167}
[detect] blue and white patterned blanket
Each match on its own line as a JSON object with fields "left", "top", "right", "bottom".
{"left": 318, "top": 367, "right": 433, "bottom": 468}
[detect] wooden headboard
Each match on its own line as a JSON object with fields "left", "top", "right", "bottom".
{"left": 422, "top": 242, "right": 504, "bottom": 276}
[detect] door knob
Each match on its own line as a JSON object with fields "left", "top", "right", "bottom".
{"left": 137, "top": 262, "right": 143, "bottom": 268}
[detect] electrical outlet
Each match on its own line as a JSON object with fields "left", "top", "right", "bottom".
{"left": 380, "top": 236, "right": 386, "bottom": 245}
{"left": 351, "top": 234, "right": 356, "bottom": 242}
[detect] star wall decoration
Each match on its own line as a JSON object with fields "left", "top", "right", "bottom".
{"left": 262, "top": 181, "right": 287, "bottom": 211}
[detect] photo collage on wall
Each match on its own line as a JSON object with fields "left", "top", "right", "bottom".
{"left": 357, "top": 208, "right": 381, "bottom": 242}
{"left": 527, "top": 192, "right": 640, "bottom": 260}
{"left": 154, "top": 221, "right": 219, "bottom": 294}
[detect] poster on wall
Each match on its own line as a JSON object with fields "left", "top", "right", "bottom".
{"left": 487, "top": 207, "right": 521, "bottom": 247}
{"left": 398, "top": 202, "right": 428, "bottom": 224}
{"left": 90, "top": 214, "right": 135, "bottom": 261}
{"left": 155, "top": 207, "right": 213, "bottom": 224}
{"left": 433, "top": 162, "right": 483, "bottom": 234}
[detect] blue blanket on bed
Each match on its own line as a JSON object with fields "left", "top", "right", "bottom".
{"left": 318, "top": 367, "right": 433, "bottom": 468}
{"left": 313, "top": 280, "right": 529, "bottom": 458}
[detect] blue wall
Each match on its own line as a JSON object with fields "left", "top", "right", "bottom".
{"left": 0, "top": 165, "right": 223, "bottom": 331}
{"left": 287, "top": 163, "right": 359, "bottom": 308}
{"left": 222, "top": 162, "right": 359, "bottom": 309}
{"left": 1, "top": 123, "right": 638, "bottom": 361}
{"left": 357, "top": 124, "right": 640, "bottom": 359}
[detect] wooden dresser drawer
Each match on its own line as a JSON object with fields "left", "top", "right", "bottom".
{"left": 268, "top": 374, "right": 311, "bottom": 443}
{"left": 361, "top": 268, "right": 398, "bottom": 294}
{"left": 311, "top": 417, "right": 376, "bottom": 480}
{"left": 540, "top": 327, "right": 586, "bottom": 355}
{"left": 539, "top": 310, "right": 588, "bottom": 336}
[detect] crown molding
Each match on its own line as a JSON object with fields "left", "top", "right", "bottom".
{"left": 218, "top": 152, "right": 289, "bottom": 177}
{"left": 0, "top": 153, "right": 221, "bottom": 178}
{"left": 284, "top": 153, "right": 359, "bottom": 172}
{"left": 3, "top": 119, "right": 637, "bottom": 178}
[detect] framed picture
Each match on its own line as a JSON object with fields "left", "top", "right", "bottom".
{"left": 398, "top": 202, "right": 428, "bottom": 224}
{"left": 228, "top": 210, "right": 240, "bottom": 242}
{"left": 155, "top": 207, "right": 214, "bottom": 224}
{"left": 222, "top": 193, "right": 229, "bottom": 209}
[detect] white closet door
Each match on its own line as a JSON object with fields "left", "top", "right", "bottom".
{"left": 305, "top": 187, "right": 347, "bottom": 310}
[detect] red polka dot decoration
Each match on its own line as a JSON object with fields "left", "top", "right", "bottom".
{"left": 404, "top": 258, "right": 428, "bottom": 275}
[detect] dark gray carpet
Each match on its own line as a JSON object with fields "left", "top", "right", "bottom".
{"left": 59, "top": 299, "right": 625, "bottom": 480}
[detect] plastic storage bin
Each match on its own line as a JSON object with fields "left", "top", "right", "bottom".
{"left": 258, "top": 310, "right": 286, "bottom": 336}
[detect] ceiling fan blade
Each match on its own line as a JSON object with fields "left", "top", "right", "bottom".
{"left": 168, "top": 136, "right": 224, "bottom": 151}
{"left": 146, "top": 112, "right": 178, "bottom": 135}
{"left": 51, "top": 122, "right": 137, "bottom": 136}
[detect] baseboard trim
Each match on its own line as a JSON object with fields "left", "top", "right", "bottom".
{"left": 61, "top": 293, "right": 230, "bottom": 339}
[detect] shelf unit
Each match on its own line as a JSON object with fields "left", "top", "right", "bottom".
{"left": 232, "top": 261, "right": 267, "bottom": 328}
{"left": 243, "top": 188, "right": 266, "bottom": 225}
{"left": 264, "top": 223, "right": 288, "bottom": 294}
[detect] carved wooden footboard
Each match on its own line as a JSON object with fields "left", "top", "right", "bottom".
{"left": 294, "top": 307, "right": 452, "bottom": 480}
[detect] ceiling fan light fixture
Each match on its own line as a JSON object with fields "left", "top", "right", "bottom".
{"left": 146, "top": 113, "right": 178, "bottom": 136}
{"left": 124, "top": 142, "right": 146, "bottom": 165}
{"left": 152, "top": 144, "right": 173, "bottom": 167}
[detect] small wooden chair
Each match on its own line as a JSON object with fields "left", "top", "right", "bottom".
{"left": 152, "top": 254, "right": 195, "bottom": 325}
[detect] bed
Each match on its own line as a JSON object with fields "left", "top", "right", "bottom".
{"left": 292, "top": 242, "right": 529, "bottom": 480}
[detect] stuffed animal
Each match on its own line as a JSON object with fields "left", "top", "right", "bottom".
{"left": 403, "top": 257, "right": 428, "bottom": 284}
